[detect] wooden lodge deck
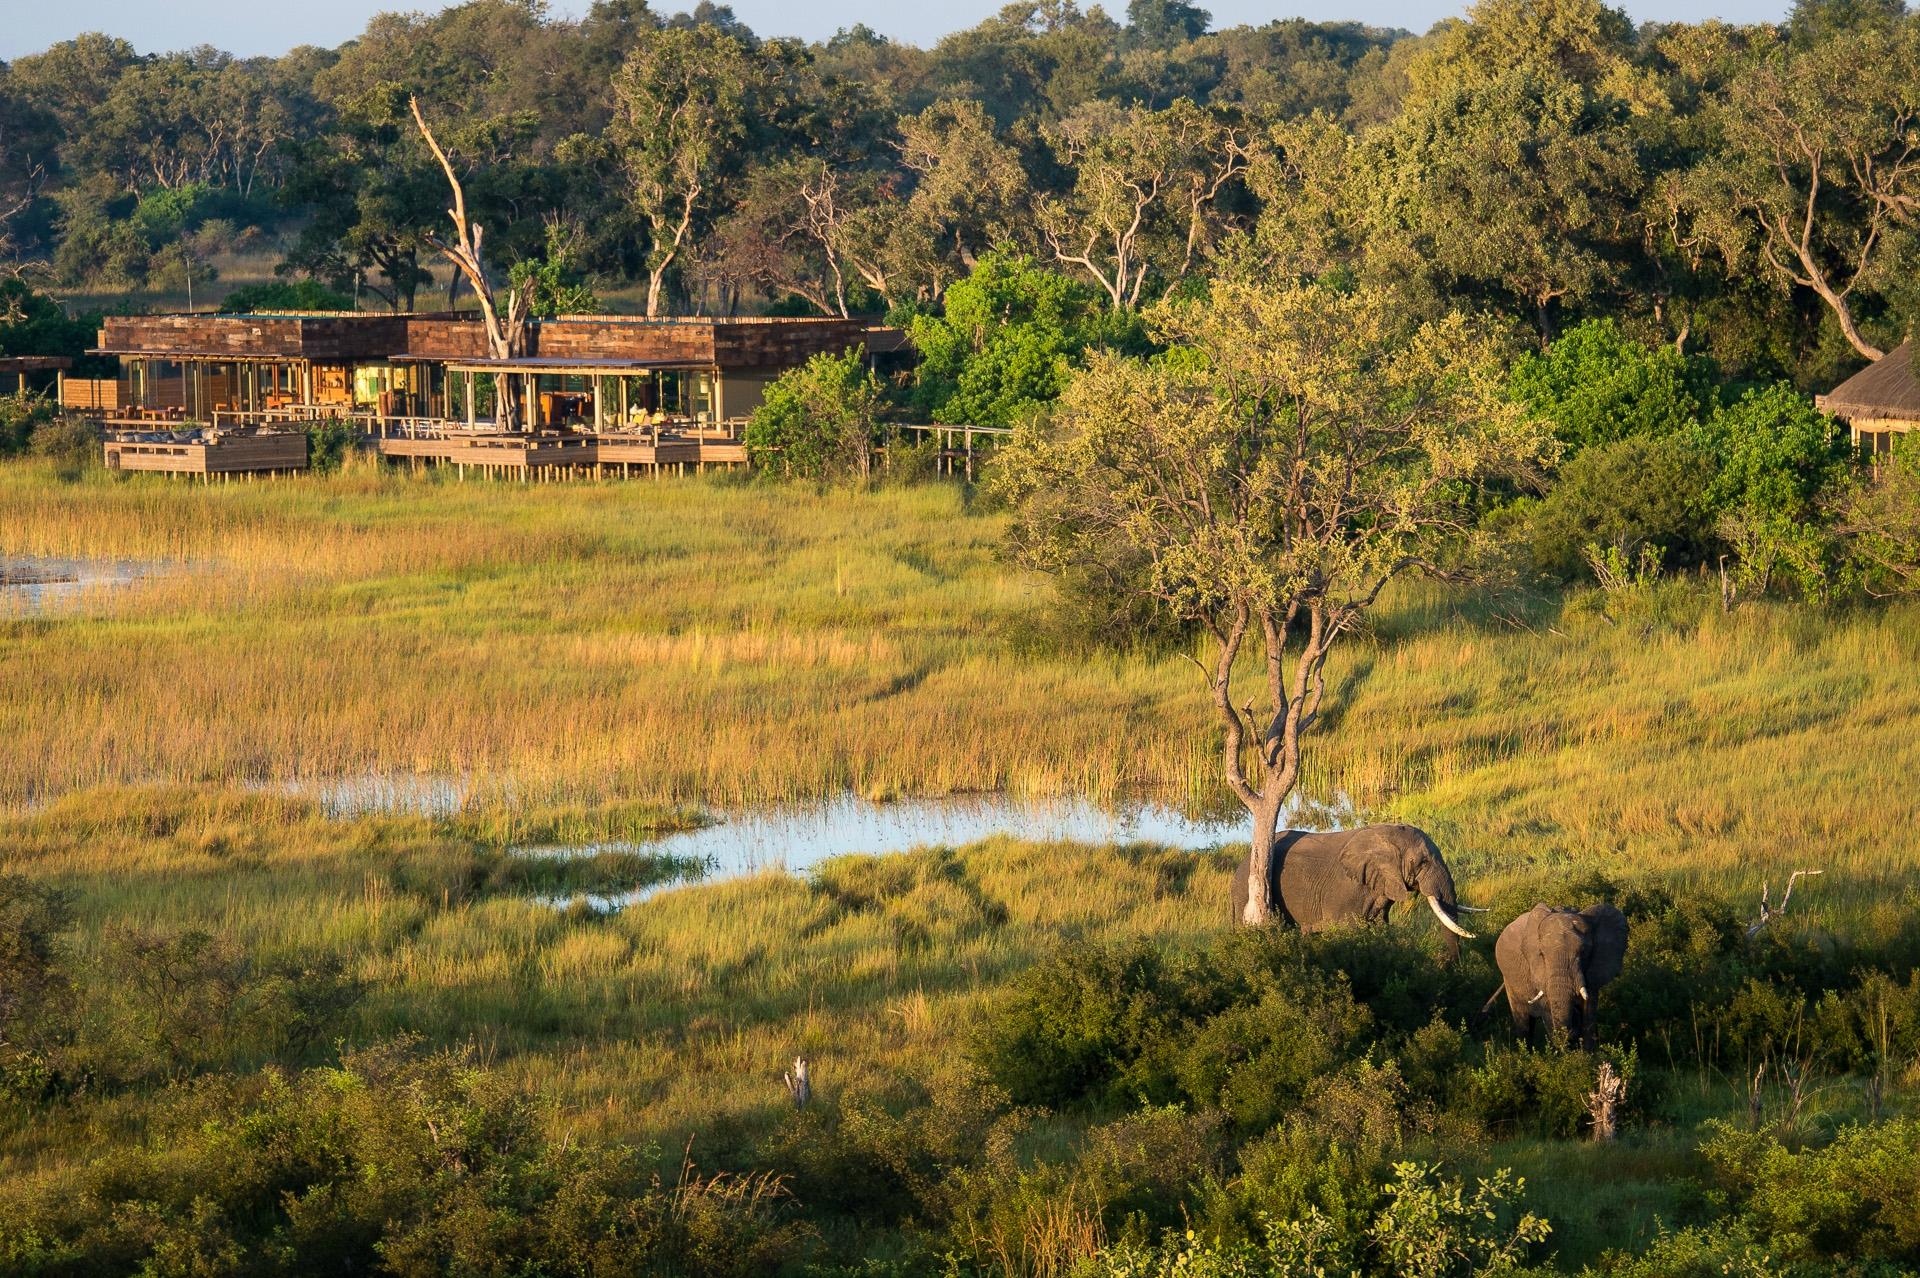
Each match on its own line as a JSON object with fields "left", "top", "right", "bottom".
{"left": 103, "top": 432, "right": 308, "bottom": 477}
{"left": 375, "top": 428, "right": 744, "bottom": 477}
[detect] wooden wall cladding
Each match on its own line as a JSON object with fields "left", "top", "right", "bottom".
{"left": 97, "top": 314, "right": 433, "bottom": 360}
{"left": 98, "top": 314, "right": 870, "bottom": 370}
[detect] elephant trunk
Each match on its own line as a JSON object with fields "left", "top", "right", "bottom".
{"left": 1544, "top": 959, "right": 1587, "bottom": 1039}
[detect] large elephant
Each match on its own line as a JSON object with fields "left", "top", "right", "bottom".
{"left": 1486, "top": 903, "right": 1629, "bottom": 1049}
{"left": 1229, "top": 824, "right": 1478, "bottom": 953}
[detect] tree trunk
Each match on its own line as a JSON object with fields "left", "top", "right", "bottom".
{"left": 646, "top": 269, "right": 667, "bottom": 318}
{"left": 1241, "top": 794, "right": 1285, "bottom": 925}
{"left": 1586, "top": 1061, "right": 1625, "bottom": 1141}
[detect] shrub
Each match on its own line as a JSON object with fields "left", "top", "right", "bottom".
{"left": 0, "top": 392, "right": 56, "bottom": 457}
{"left": 1094, "top": 1161, "right": 1548, "bottom": 1278}
{"left": 970, "top": 938, "right": 1195, "bottom": 1109}
{"left": 28, "top": 415, "right": 98, "bottom": 480}
{"left": 1693, "top": 384, "right": 1854, "bottom": 599}
{"left": 0, "top": 877, "right": 74, "bottom": 1069}
{"left": 972, "top": 929, "right": 1438, "bottom": 1134}
{"left": 91, "top": 926, "right": 363, "bottom": 1079}
{"left": 1837, "top": 431, "right": 1920, "bottom": 596}
{"left": 304, "top": 417, "right": 355, "bottom": 474}
{"left": 1585, "top": 1219, "right": 1781, "bottom": 1278}
{"left": 745, "top": 348, "right": 888, "bottom": 481}
{"left": 1508, "top": 318, "right": 1718, "bottom": 454}
{"left": 218, "top": 279, "right": 354, "bottom": 313}
{"left": 1460, "top": 1043, "right": 1637, "bottom": 1139}
{"left": 1702, "top": 1118, "right": 1920, "bottom": 1268}
{"left": 1528, "top": 434, "right": 1718, "bottom": 578}
{"left": 0, "top": 1039, "right": 808, "bottom": 1276}
{"left": 908, "top": 252, "right": 1145, "bottom": 429}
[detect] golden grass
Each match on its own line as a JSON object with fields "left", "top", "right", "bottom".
{"left": 4, "top": 463, "right": 1918, "bottom": 1240}
{"left": 0, "top": 465, "right": 1210, "bottom": 808}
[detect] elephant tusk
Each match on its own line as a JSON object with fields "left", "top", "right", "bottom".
{"left": 1454, "top": 904, "right": 1492, "bottom": 913}
{"left": 1528, "top": 989, "right": 1545, "bottom": 1004}
{"left": 1578, "top": 985, "right": 1589, "bottom": 1003}
{"left": 1426, "top": 894, "right": 1475, "bottom": 939}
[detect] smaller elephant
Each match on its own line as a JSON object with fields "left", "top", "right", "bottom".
{"left": 1484, "top": 903, "right": 1628, "bottom": 1049}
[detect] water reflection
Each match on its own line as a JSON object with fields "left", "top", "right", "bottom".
{"left": 528, "top": 790, "right": 1355, "bottom": 912}
{"left": 0, "top": 557, "right": 153, "bottom": 609}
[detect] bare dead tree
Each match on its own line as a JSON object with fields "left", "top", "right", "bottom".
{"left": 1586, "top": 1061, "right": 1626, "bottom": 1141}
{"left": 409, "top": 96, "right": 531, "bottom": 431}
{"left": 782, "top": 1056, "right": 811, "bottom": 1108}
{"left": 1747, "top": 868, "right": 1823, "bottom": 937}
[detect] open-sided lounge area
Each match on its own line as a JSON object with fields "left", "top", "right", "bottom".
{"left": 65, "top": 311, "right": 874, "bottom": 477}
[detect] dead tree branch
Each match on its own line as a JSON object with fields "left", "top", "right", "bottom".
{"left": 1747, "top": 868, "right": 1823, "bottom": 937}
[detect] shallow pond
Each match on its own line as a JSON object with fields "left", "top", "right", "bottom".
{"left": 265, "top": 773, "right": 1355, "bottom": 911}
{"left": 523, "top": 790, "right": 1355, "bottom": 912}
{"left": 0, "top": 556, "right": 154, "bottom": 609}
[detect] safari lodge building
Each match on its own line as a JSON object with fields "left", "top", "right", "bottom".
{"left": 66, "top": 311, "right": 869, "bottom": 477}
{"left": 1817, "top": 339, "right": 1920, "bottom": 462}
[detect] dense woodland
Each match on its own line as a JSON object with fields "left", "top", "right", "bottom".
{"left": 0, "top": 0, "right": 1918, "bottom": 388}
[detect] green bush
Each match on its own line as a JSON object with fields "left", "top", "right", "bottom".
{"left": 89, "top": 926, "right": 363, "bottom": 1080}
{"left": 1094, "top": 1161, "right": 1548, "bottom": 1278}
{"left": 1584, "top": 1220, "right": 1781, "bottom": 1278}
{"left": 1509, "top": 318, "right": 1718, "bottom": 454}
{"left": 971, "top": 930, "right": 1441, "bottom": 1127}
{"left": 28, "top": 416, "right": 99, "bottom": 480}
{"left": 1692, "top": 384, "right": 1855, "bottom": 599}
{"left": 0, "top": 392, "right": 56, "bottom": 457}
{"left": 745, "top": 348, "right": 888, "bottom": 481}
{"left": 1702, "top": 1118, "right": 1920, "bottom": 1268}
{"left": 218, "top": 279, "right": 354, "bottom": 313}
{"left": 1460, "top": 1043, "right": 1636, "bottom": 1139}
{"left": 304, "top": 417, "right": 355, "bottom": 474}
{"left": 1528, "top": 434, "right": 1718, "bottom": 578}
{"left": 908, "top": 252, "right": 1145, "bottom": 429}
{"left": 0, "top": 1039, "right": 807, "bottom": 1277}
{"left": 0, "top": 876, "right": 74, "bottom": 1079}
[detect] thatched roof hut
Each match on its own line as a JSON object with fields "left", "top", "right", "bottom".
{"left": 1818, "top": 342, "right": 1918, "bottom": 458}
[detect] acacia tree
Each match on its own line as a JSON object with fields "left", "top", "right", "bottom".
{"left": 1687, "top": 23, "right": 1920, "bottom": 359}
{"left": 996, "top": 280, "right": 1551, "bottom": 924}
{"left": 610, "top": 25, "right": 759, "bottom": 317}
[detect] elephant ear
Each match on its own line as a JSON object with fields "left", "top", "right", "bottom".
{"left": 1338, "top": 830, "right": 1412, "bottom": 903}
{"left": 1579, "top": 903, "right": 1629, "bottom": 986}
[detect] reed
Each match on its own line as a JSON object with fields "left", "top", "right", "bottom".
{"left": 3, "top": 463, "right": 1916, "bottom": 1265}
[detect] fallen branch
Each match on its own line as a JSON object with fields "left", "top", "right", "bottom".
{"left": 1747, "top": 868, "right": 1823, "bottom": 937}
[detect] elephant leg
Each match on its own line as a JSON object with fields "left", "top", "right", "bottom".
{"left": 1505, "top": 988, "right": 1531, "bottom": 1040}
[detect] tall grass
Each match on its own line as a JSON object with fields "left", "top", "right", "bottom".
{"left": 4, "top": 463, "right": 1917, "bottom": 1267}
{"left": 3, "top": 465, "right": 1915, "bottom": 913}
{"left": 0, "top": 467, "right": 1210, "bottom": 807}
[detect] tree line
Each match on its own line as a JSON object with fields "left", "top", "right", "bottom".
{"left": 2, "top": 0, "right": 1919, "bottom": 391}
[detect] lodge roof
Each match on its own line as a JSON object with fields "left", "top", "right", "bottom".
{"left": 93, "top": 311, "right": 883, "bottom": 370}
{"left": 1818, "top": 341, "right": 1920, "bottom": 421}
{"left": 0, "top": 356, "right": 73, "bottom": 373}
